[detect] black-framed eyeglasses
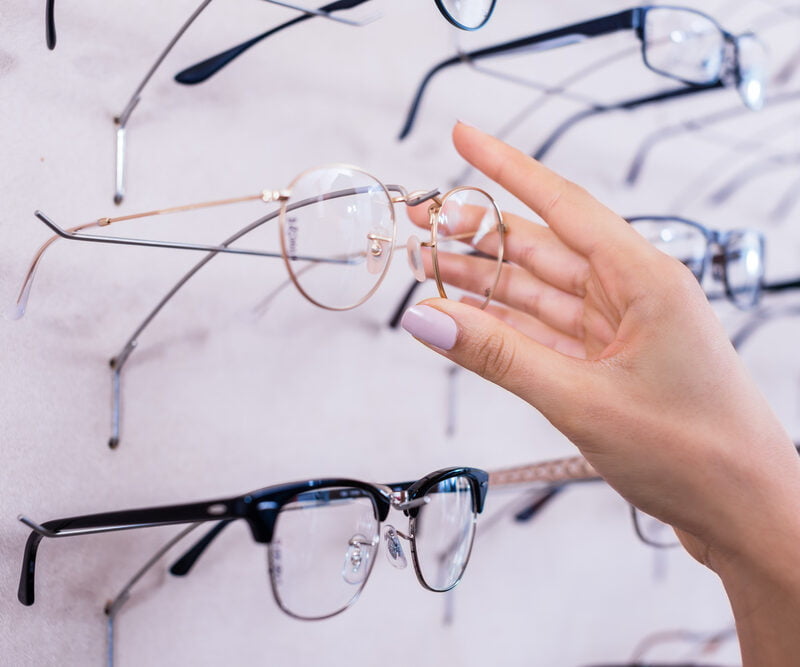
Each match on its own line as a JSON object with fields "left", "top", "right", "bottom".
{"left": 399, "top": 5, "right": 767, "bottom": 140}
{"left": 18, "top": 466, "right": 489, "bottom": 619}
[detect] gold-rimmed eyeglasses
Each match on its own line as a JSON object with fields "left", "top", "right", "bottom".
{"left": 11, "top": 164, "right": 506, "bottom": 448}
{"left": 14, "top": 164, "right": 506, "bottom": 316}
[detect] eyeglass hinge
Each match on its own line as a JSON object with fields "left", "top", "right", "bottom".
{"left": 261, "top": 189, "right": 291, "bottom": 203}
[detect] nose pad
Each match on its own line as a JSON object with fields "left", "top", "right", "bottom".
{"left": 342, "top": 534, "right": 374, "bottom": 585}
{"left": 383, "top": 525, "right": 407, "bottom": 570}
{"left": 366, "top": 234, "right": 391, "bottom": 275}
{"left": 406, "top": 235, "right": 426, "bottom": 282}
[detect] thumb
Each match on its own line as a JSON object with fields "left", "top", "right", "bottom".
{"left": 400, "top": 300, "right": 596, "bottom": 424}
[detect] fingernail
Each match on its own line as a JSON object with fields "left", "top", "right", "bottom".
{"left": 401, "top": 305, "right": 458, "bottom": 351}
{"left": 456, "top": 119, "right": 476, "bottom": 129}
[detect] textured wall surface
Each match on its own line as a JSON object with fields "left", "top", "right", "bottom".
{"left": 2, "top": 1, "right": 799, "bottom": 664}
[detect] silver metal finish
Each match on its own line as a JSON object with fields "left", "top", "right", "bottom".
{"left": 113, "top": 0, "right": 214, "bottom": 204}
{"left": 18, "top": 515, "right": 203, "bottom": 539}
{"left": 105, "top": 523, "right": 202, "bottom": 667}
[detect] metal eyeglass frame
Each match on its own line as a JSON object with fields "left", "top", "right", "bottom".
{"left": 449, "top": 1, "right": 794, "bottom": 182}
{"left": 705, "top": 150, "right": 800, "bottom": 222}
{"left": 624, "top": 88, "right": 800, "bottom": 187}
{"left": 627, "top": 215, "right": 768, "bottom": 311}
{"left": 172, "top": 0, "right": 498, "bottom": 86}
{"left": 45, "top": 0, "right": 379, "bottom": 205}
{"left": 12, "top": 166, "right": 506, "bottom": 449}
{"left": 398, "top": 5, "right": 764, "bottom": 141}
{"left": 45, "top": 0, "right": 496, "bottom": 204}
{"left": 16, "top": 456, "right": 594, "bottom": 665}
{"left": 17, "top": 465, "right": 487, "bottom": 666}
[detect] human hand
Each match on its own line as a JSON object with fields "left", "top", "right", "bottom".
{"left": 401, "top": 123, "right": 800, "bottom": 584}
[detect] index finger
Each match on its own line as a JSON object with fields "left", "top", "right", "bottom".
{"left": 451, "top": 122, "right": 637, "bottom": 259}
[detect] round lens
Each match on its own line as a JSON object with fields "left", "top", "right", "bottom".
{"left": 268, "top": 487, "right": 380, "bottom": 619}
{"left": 280, "top": 165, "right": 395, "bottom": 310}
{"left": 412, "top": 475, "right": 476, "bottom": 591}
{"left": 643, "top": 8, "right": 725, "bottom": 85}
{"left": 436, "top": 0, "right": 495, "bottom": 30}
{"left": 433, "top": 187, "right": 504, "bottom": 308}
{"left": 629, "top": 218, "right": 708, "bottom": 280}
{"left": 724, "top": 229, "right": 764, "bottom": 310}
{"left": 736, "top": 35, "right": 768, "bottom": 110}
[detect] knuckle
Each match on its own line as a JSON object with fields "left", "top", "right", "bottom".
{"left": 474, "top": 332, "right": 516, "bottom": 384}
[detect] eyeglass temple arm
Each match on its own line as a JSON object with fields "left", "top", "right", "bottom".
{"left": 397, "top": 9, "right": 638, "bottom": 140}
{"left": 16, "top": 498, "right": 241, "bottom": 606}
{"left": 626, "top": 88, "right": 800, "bottom": 186}
{"left": 707, "top": 151, "right": 800, "bottom": 207}
{"left": 174, "top": 0, "right": 376, "bottom": 85}
{"left": 488, "top": 455, "right": 599, "bottom": 487}
{"left": 104, "top": 185, "right": 377, "bottom": 449}
{"left": 45, "top": 0, "right": 56, "bottom": 49}
{"left": 532, "top": 81, "right": 724, "bottom": 161}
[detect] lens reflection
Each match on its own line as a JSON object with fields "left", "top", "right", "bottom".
{"left": 644, "top": 8, "right": 725, "bottom": 84}
{"left": 437, "top": 0, "right": 494, "bottom": 30}
{"left": 413, "top": 475, "right": 476, "bottom": 591}
{"left": 736, "top": 35, "right": 768, "bottom": 110}
{"left": 433, "top": 187, "right": 503, "bottom": 308}
{"left": 724, "top": 229, "right": 764, "bottom": 310}
{"left": 269, "top": 488, "right": 379, "bottom": 619}
{"left": 280, "top": 166, "right": 395, "bottom": 310}
{"left": 629, "top": 218, "right": 708, "bottom": 279}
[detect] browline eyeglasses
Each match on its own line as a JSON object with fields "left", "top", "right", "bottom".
{"left": 12, "top": 164, "right": 506, "bottom": 448}
{"left": 44, "top": 0, "right": 496, "bottom": 204}
{"left": 16, "top": 455, "right": 599, "bottom": 665}
{"left": 399, "top": 5, "right": 767, "bottom": 141}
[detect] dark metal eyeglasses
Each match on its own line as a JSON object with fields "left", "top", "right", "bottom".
{"left": 399, "top": 5, "right": 767, "bottom": 140}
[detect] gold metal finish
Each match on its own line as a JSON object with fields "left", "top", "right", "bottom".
{"left": 97, "top": 193, "right": 266, "bottom": 226}
{"left": 488, "top": 456, "right": 599, "bottom": 487}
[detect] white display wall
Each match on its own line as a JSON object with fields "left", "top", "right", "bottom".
{"left": 2, "top": 1, "right": 799, "bottom": 664}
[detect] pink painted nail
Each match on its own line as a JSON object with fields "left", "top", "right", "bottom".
{"left": 401, "top": 305, "right": 457, "bottom": 351}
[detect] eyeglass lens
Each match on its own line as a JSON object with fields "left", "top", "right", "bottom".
{"left": 736, "top": 34, "right": 768, "bottom": 110}
{"left": 413, "top": 475, "right": 476, "bottom": 591}
{"left": 268, "top": 488, "right": 380, "bottom": 619}
{"left": 432, "top": 188, "right": 503, "bottom": 307}
{"left": 629, "top": 219, "right": 707, "bottom": 280}
{"left": 723, "top": 230, "right": 764, "bottom": 310}
{"left": 437, "top": 0, "right": 494, "bottom": 31}
{"left": 643, "top": 8, "right": 726, "bottom": 86}
{"left": 280, "top": 166, "right": 395, "bottom": 310}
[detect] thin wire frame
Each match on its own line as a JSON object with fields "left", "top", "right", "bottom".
{"left": 12, "top": 165, "right": 506, "bottom": 448}
{"left": 398, "top": 5, "right": 764, "bottom": 141}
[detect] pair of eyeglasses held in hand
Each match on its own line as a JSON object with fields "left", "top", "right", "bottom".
{"left": 13, "top": 164, "right": 505, "bottom": 448}
{"left": 15, "top": 164, "right": 506, "bottom": 314}
{"left": 399, "top": 5, "right": 767, "bottom": 140}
